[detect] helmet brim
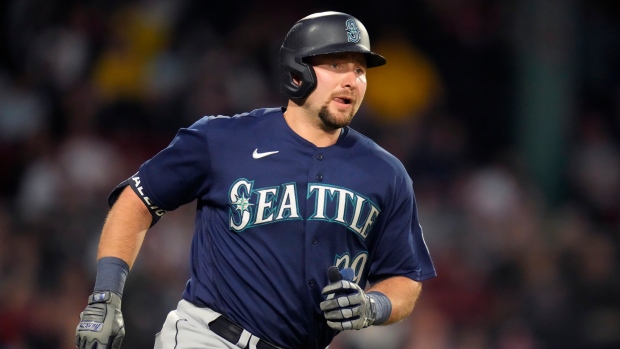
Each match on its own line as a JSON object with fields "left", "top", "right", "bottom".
{"left": 302, "top": 50, "right": 386, "bottom": 68}
{"left": 365, "top": 52, "right": 387, "bottom": 68}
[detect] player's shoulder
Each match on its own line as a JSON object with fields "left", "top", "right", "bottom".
{"left": 180, "top": 108, "right": 283, "bottom": 137}
{"left": 198, "top": 107, "right": 283, "bottom": 125}
{"left": 345, "top": 127, "right": 408, "bottom": 173}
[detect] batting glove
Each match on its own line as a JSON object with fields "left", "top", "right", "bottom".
{"left": 75, "top": 291, "right": 125, "bottom": 349}
{"left": 320, "top": 278, "right": 377, "bottom": 331}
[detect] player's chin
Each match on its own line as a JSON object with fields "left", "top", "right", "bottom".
{"left": 331, "top": 103, "right": 358, "bottom": 118}
{"left": 332, "top": 110, "right": 355, "bottom": 126}
{"left": 319, "top": 115, "right": 348, "bottom": 131}
{"left": 319, "top": 105, "right": 355, "bottom": 129}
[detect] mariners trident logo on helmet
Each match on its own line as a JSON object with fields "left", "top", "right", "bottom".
{"left": 345, "top": 19, "right": 361, "bottom": 43}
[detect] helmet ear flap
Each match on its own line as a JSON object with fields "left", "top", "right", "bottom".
{"left": 280, "top": 49, "right": 317, "bottom": 99}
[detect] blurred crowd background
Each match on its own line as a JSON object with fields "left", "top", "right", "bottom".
{"left": 1, "top": 0, "right": 619, "bottom": 348}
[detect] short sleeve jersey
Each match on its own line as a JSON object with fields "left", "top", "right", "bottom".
{"left": 117, "top": 107, "right": 436, "bottom": 349}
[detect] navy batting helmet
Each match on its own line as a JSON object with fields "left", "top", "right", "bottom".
{"left": 279, "top": 11, "right": 387, "bottom": 99}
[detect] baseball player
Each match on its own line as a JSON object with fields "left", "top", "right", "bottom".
{"left": 75, "top": 11, "right": 436, "bottom": 349}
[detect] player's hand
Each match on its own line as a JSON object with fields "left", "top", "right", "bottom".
{"left": 320, "top": 268, "right": 377, "bottom": 331}
{"left": 75, "top": 291, "right": 125, "bottom": 349}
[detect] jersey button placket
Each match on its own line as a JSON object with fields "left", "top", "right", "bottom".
{"left": 316, "top": 153, "right": 324, "bottom": 181}
{"left": 307, "top": 151, "right": 324, "bottom": 291}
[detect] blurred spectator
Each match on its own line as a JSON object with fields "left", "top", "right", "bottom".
{"left": 569, "top": 112, "right": 620, "bottom": 230}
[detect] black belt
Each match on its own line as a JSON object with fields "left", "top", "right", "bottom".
{"left": 209, "top": 315, "right": 284, "bottom": 349}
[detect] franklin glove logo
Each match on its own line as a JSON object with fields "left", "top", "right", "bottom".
{"left": 78, "top": 321, "right": 104, "bottom": 332}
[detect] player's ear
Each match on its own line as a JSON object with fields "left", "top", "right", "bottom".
{"left": 292, "top": 74, "right": 302, "bottom": 86}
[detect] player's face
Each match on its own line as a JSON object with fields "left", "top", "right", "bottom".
{"left": 305, "top": 53, "right": 368, "bottom": 130}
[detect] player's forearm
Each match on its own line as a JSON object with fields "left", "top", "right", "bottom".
{"left": 367, "top": 276, "right": 422, "bottom": 325}
{"left": 97, "top": 186, "right": 152, "bottom": 269}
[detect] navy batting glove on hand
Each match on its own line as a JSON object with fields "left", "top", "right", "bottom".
{"left": 75, "top": 291, "right": 125, "bottom": 349}
{"left": 320, "top": 268, "right": 377, "bottom": 331}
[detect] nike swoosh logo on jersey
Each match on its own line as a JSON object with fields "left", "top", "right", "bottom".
{"left": 253, "top": 149, "right": 279, "bottom": 159}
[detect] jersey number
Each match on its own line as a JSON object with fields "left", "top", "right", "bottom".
{"left": 334, "top": 252, "right": 368, "bottom": 284}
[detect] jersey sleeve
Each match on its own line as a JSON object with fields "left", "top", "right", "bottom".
{"left": 113, "top": 117, "right": 212, "bottom": 215}
{"left": 368, "top": 175, "right": 436, "bottom": 283}
{"left": 141, "top": 117, "right": 213, "bottom": 211}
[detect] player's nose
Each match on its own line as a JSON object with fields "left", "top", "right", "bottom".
{"left": 340, "top": 68, "right": 358, "bottom": 90}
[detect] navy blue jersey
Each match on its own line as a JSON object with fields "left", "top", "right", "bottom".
{"left": 112, "top": 107, "right": 436, "bottom": 349}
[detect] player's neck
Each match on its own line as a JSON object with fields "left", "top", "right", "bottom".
{"left": 283, "top": 104, "right": 341, "bottom": 148}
